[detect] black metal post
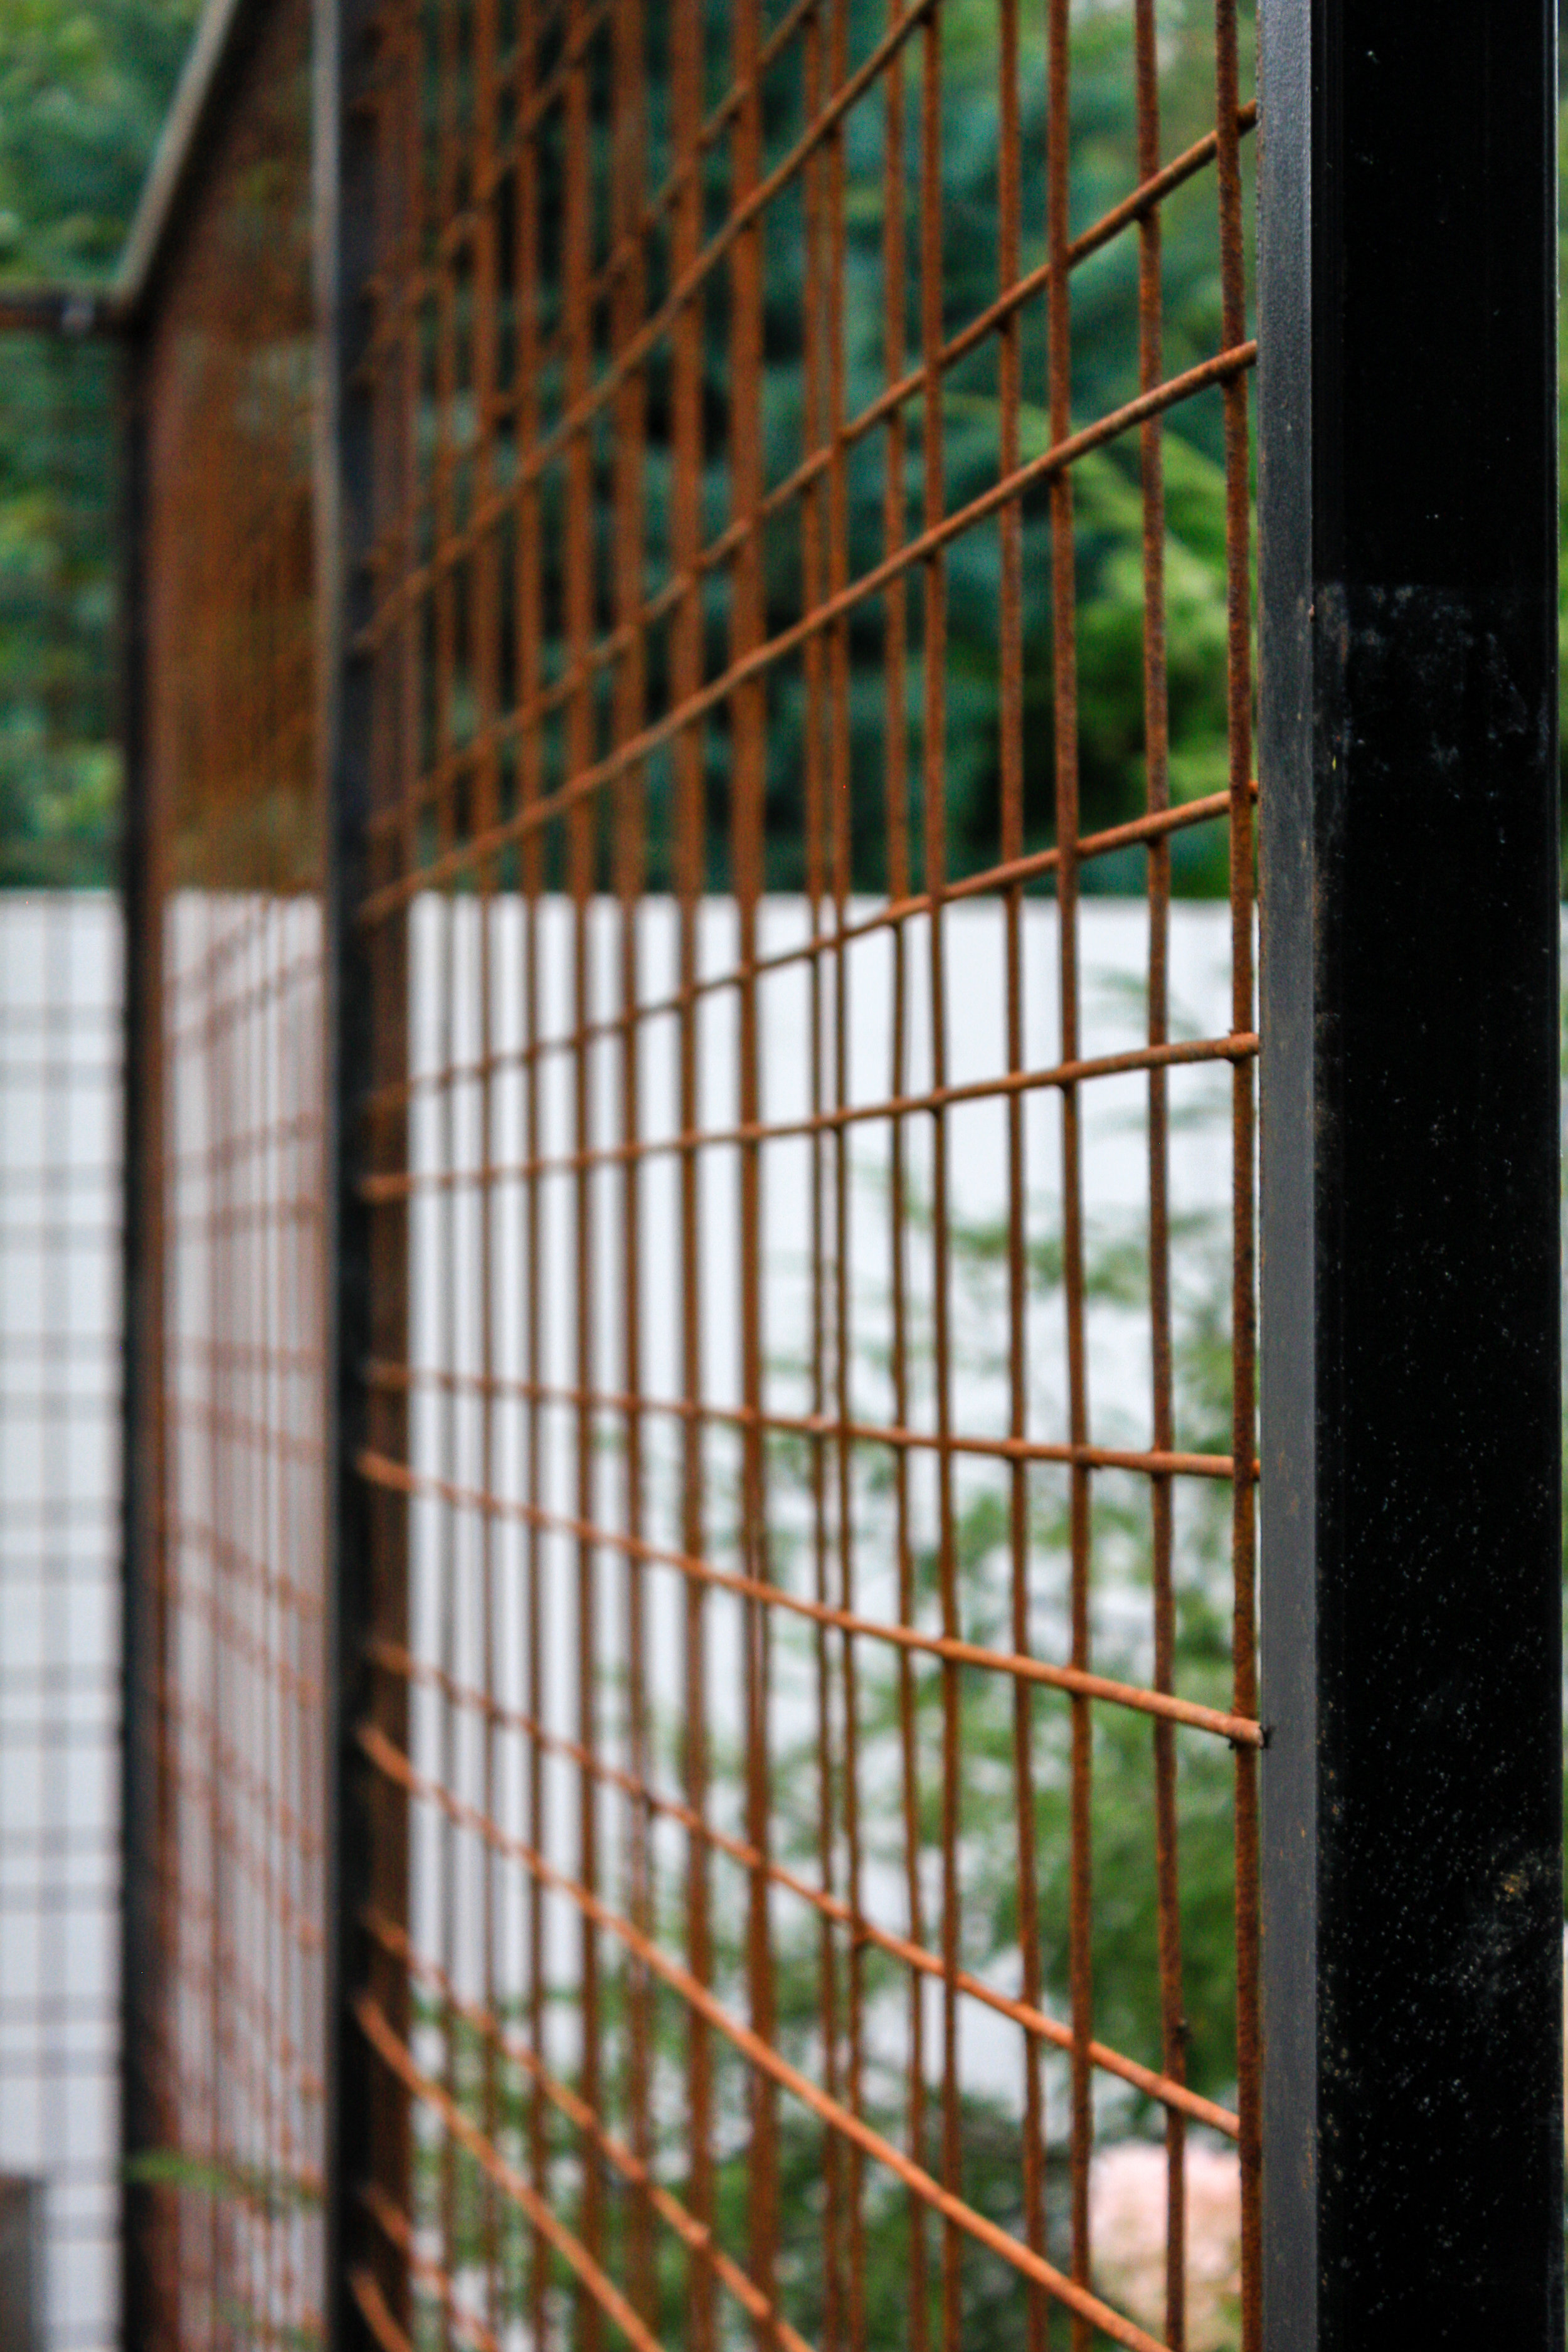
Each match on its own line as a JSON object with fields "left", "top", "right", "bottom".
{"left": 319, "top": 0, "right": 408, "bottom": 2343}
{"left": 1258, "top": 3, "right": 1562, "bottom": 2344}
{"left": 117, "top": 315, "right": 169, "bottom": 2352}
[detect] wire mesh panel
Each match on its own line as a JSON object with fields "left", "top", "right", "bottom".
{"left": 130, "top": 0, "right": 329, "bottom": 2338}
{"left": 0, "top": 891, "right": 123, "bottom": 2352}
{"left": 347, "top": 3, "right": 1259, "bottom": 2349}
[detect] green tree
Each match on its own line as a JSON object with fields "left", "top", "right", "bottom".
{"left": 0, "top": 0, "right": 196, "bottom": 882}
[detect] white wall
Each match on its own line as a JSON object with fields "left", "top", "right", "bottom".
{"left": 0, "top": 886, "right": 1248, "bottom": 2346}
{"left": 0, "top": 894, "right": 122, "bottom": 2352}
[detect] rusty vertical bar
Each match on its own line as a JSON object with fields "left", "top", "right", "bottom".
{"left": 994, "top": 4, "right": 1049, "bottom": 2343}
{"left": 821, "top": 7, "right": 869, "bottom": 2345}
{"left": 203, "top": 801, "right": 232, "bottom": 2351}
{"left": 428, "top": 1, "right": 463, "bottom": 2327}
{"left": 669, "top": 4, "right": 716, "bottom": 2343}
{"left": 610, "top": 0, "right": 655, "bottom": 2319}
{"left": 321, "top": 0, "right": 411, "bottom": 2334}
{"left": 470, "top": 0, "right": 503, "bottom": 2325}
{"left": 726, "top": 1, "right": 780, "bottom": 2339}
{"left": 798, "top": 9, "right": 844, "bottom": 2343}
{"left": 379, "top": 0, "right": 420, "bottom": 2319}
{"left": 1132, "top": 0, "right": 1187, "bottom": 2343}
{"left": 1044, "top": 0, "right": 1094, "bottom": 2336}
{"left": 877, "top": 16, "right": 929, "bottom": 2347}
{"left": 562, "top": 6, "right": 604, "bottom": 2337}
{"left": 513, "top": 7, "right": 552, "bottom": 2334}
{"left": 1258, "top": 0, "right": 1560, "bottom": 2343}
{"left": 257, "top": 801, "right": 282, "bottom": 2351}
{"left": 916, "top": 17, "right": 964, "bottom": 2352}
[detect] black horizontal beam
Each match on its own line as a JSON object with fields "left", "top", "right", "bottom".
{"left": 0, "top": 287, "right": 111, "bottom": 336}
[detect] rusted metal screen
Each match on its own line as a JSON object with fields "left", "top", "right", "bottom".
{"left": 129, "top": 0, "right": 330, "bottom": 2338}
{"left": 345, "top": 3, "right": 1259, "bottom": 2349}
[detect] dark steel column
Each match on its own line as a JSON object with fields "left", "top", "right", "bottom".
{"left": 1258, "top": 3, "right": 1562, "bottom": 2346}
{"left": 319, "top": 0, "right": 408, "bottom": 2343}
{"left": 118, "top": 317, "right": 171, "bottom": 2352}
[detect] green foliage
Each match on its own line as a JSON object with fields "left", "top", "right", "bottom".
{"left": 546, "top": 0, "right": 1254, "bottom": 897}
{"left": 123, "top": 2144, "right": 321, "bottom": 2216}
{"left": 0, "top": 0, "right": 193, "bottom": 279}
{"left": 0, "top": 0, "right": 195, "bottom": 882}
{"left": 0, "top": 329, "right": 119, "bottom": 882}
{"left": 1, "top": 0, "right": 1253, "bottom": 891}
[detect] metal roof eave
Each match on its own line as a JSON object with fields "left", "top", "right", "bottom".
{"left": 111, "top": 0, "right": 272, "bottom": 327}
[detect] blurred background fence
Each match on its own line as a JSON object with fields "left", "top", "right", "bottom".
{"left": 0, "top": 893, "right": 123, "bottom": 2352}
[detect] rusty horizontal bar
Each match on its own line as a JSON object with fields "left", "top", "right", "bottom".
{"left": 353, "top": 99, "right": 1257, "bottom": 669}
{"left": 356, "top": 1725, "right": 1173, "bottom": 2352}
{"left": 347, "top": 2270, "right": 411, "bottom": 2352}
{"left": 361, "top": 1032, "right": 1256, "bottom": 1201}
{"left": 354, "top": 1449, "right": 1265, "bottom": 1744}
{"left": 364, "top": 1912, "right": 821, "bottom": 2352}
{"left": 359, "top": 785, "right": 1248, "bottom": 1129}
{"left": 366, "top": 1639, "right": 1244, "bottom": 2139}
{"left": 355, "top": 339, "right": 1256, "bottom": 926}
{"left": 354, "top": 1989, "right": 667, "bottom": 2352}
{"left": 356, "top": 0, "right": 938, "bottom": 443}
{"left": 358, "top": 2185, "right": 502, "bottom": 2352}
{"left": 363, "top": 1359, "right": 1253, "bottom": 1483}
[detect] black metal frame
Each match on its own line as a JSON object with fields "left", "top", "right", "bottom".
{"left": 1258, "top": 1, "right": 1562, "bottom": 2343}
{"left": 317, "top": 0, "right": 406, "bottom": 2341}
{"left": 117, "top": 311, "right": 162, "bottom": 2352}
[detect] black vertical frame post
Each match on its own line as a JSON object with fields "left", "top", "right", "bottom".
{"left": 319, "top": 0, "right": 403, "bottom": 2341}
{"left": 118, "top": 314, "right": 167, "bottom": 2352}
{"left": 1258, "top": 3, "right": 1562, "bottom": 2345}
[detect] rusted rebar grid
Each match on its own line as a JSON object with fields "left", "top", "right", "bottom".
{"left": 127, "top": 0, "right": 331, "bottom": 2340}
{"left": 347, "top": 4, "right": 1259, "bottom": 2352}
